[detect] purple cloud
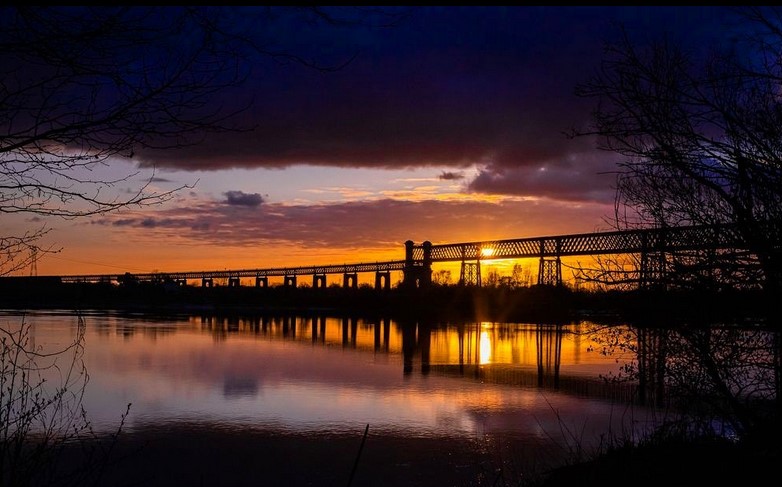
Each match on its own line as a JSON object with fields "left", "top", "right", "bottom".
{"left": 133, "top": 6, "right": 735, "bottom": 189}
{"left": 93, "top": 197, "right": 614, "bottom": 250}
{"left": 439, "top": 171, "right": 465, "bottom": 181}
{"left": 224, "top": 191, "right": 265, "bottom": 207}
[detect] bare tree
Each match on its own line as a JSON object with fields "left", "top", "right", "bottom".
{"left": 587, "top": 322, "right": 779, "bottom": 444}
{"left": 0, "top": 7, "right": 250, "bottom": 271}
{"left": 575, "top": 8, "right": 782, "bottom": 448}
{"left": 0, "top": 6, "right": 409, "bottom": 275}
{"left": 1, "top": 315, "right": 130, "bottom": 487}
{"left": 0, "top": 7, "right": 408, "bottom": 486}
{"left": 573, "top": 7, "right": 782, "bottom": 296}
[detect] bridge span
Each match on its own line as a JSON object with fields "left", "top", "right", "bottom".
{"left": 60, "top": 260, "right": 407, "bottom": 290}
{"left": 52, "top": 222, "right": 761, "bottom": 289}
{"left": 409, "top": 222, "right": 759, "bottom": 287}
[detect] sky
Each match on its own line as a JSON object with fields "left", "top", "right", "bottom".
{"left": 7, "top": 6, "right": 740, "bottom": 279}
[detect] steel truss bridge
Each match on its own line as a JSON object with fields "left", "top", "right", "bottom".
{"left": 54, "top": 222, "right": 771, "bottom": 289}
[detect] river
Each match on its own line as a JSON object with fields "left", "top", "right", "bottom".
{"left": 2, "top": 309, "right": 663, "bottom": 486}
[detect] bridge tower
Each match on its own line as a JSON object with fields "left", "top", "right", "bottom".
{"left": 537, "top": 238, "right": 562, "bottom": 286}
{"left": 460, "top": 261, "right": 481, "bottom": 286}
{"left": 403, "top": 240, "right": 432, "bottom": 288}
{"left": 639, "top": 229, "right": 667, "bottom": 290}
{"left": 537, "top": 257, "right": 561, "bottom": 286}
{"left": 458, "top": 245, "right": 481, "bottom": 286}
{"left": 639, "top": 251, "right": 667, "bottom": 289}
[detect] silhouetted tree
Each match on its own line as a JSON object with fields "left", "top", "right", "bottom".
{"left": 432, "top": 269, "right": 452, "bottom": 286}
{"left": 0, "top": 6, "right": 408, "bottom": 275}
{"left": 1, "top": 315, "right": 130, "bottom": 487}
{"left": 0, "top": 7, "right": 408, "bottom": 486}
{"left": 574, "top": 7, "right": 782, "bottom": 453}
{"left": 510, "top": 263, "right": 532, "bottom": 288}
{"left": 589, "top": 322, "right": 779, "bottom": 445}
{"left": 574, "top": 7, "right": 782, "bottom": 296}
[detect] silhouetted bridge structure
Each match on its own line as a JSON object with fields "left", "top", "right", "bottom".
{"left": 51, "top": 222, "right": 766, "bottom": 289}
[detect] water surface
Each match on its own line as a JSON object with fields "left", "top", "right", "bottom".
{"left": 3, "top": 310, "right": 657, "bottom": 486}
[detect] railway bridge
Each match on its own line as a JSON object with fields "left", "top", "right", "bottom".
{"left": 52, "top": 222, "right": 767, "bottom": 289}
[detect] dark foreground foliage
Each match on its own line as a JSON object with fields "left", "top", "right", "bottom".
{"left": 534, "top": 433, "right": 779, "bottom": 487}
{"left": 0, "top": 277, "right": 772, "bottom": 326}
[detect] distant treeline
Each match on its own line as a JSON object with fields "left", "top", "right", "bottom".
{"left": 0, "top": 276, "right": 772, "bottom": 326}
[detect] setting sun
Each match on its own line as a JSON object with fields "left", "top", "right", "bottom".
{"left": 480, "top": 247, "right": 495, "bottom": 258}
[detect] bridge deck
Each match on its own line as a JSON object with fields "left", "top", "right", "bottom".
{"left": 45, "top": 222, "right": 773, "bottom": 283}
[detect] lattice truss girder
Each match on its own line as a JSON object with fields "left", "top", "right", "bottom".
{"left": 460, "top": 262, "right": 481, "bottom": 286}
{"left": 420, "top": 223, "right": 752, "bottom": 262}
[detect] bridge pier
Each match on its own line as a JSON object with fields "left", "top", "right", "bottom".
{"left": 202, "top": 277, "right": 213, "bottom": 288}
{"left": 313, "top": 274, "right": 327, "bottom": 288}
{"left": 228, "top": 276, "right": 240, "bottom": 287}
{"left": 403, "top": 240, "right": 432, "bottom": 289}
{"left": 639, "top": 228, "right": 667, "bottom": 290}
{"left": 255, "top": 276, "right": 268, "bottom": 287}
{"left": 375, "top": 271, "right": 391, "bottom": 290}
{"left": 176, "top": 279, "right": 187, "bottom": 287}
{"left": 343, "top": 273, "right": 358, "bottom": 289}
{"left": 284, "top": 275, "right": 297, "bottom": 287}
{"left": 460, "top": 261, "right": 481, "bottom": 286}
{"left": 537, "top": 257, "right": 561, "bottom": 286}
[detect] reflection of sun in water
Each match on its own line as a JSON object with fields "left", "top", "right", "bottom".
{"left": 480, "top": 247, "right": 494, "bottom": 258}
{"left": 479, "top": 330, "right": 492, "bottom": 364}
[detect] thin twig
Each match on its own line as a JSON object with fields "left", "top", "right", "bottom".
{"left": 346, "top": 424, "right": 369, "bottom": 487}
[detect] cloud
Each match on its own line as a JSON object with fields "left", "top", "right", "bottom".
{"left": 223, "top": 191, "right": 265, "bottom": 207}
{"left": 467, "top": 150, "right": 622, "bottom": 204}
{"left": 111, "top": 219, "right": 137, "bottom": 227}
{"left": 133, "top": 7, "right": 733, "bottom": 177}
{"left": 92, "top": 196, "right": 614, "bottom": 252}
{"left": 439, "top": 171, "right": 464, "bottom": 181}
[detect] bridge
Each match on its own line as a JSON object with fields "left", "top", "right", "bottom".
{"left": 51, "top": 222, "right": 765, "bottom": 289}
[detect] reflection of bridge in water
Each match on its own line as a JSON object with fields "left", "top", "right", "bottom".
{"left": 50, "top": 222, "right": 758, "bottom": 288}
{"left": 192, "top": 314, "right": 663, "bottom": 405}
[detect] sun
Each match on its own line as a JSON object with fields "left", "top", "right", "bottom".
{"left": 480, "top": 247, "right": 495, "bottom": 258}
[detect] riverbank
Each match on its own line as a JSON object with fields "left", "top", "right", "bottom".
{"left": 49, "top": 424, "right": 507, "bottom": 487}
{"left": 0, "top": 278, "right": 772, "bottom": 326}
{"left": 39, "top": 419, "right": 782, "bottom": 487}
{"left": 533, "top": 432, "right": 778, "bottom": 486}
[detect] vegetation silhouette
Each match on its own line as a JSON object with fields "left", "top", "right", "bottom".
{"left": 0, "top": 6, "right": 405, "bottom": 487}
{"left": 0, "top": 315, "right": 129, "bottom": 487}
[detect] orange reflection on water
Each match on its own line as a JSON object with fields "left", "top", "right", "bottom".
{"left": 479, "top": 326, "right": 492, "bottom": 364}
{"left": 426, "top": 322, "right": 614, "bottom": 374}
{"left": 14, "top": 310, "right": 646, "bottom": 442}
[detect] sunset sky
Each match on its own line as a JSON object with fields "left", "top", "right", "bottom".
{"left": 8, "top": 6, "right": 738, "bottom": 278}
